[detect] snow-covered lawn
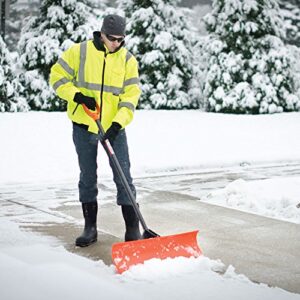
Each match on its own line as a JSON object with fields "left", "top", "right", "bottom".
{"left": 2, "top": 110, "right": 300, "bottom": 223}
{"left": 1, "top": 111, "right": 300, "bottom": 299}
{"left": 2, "top": 110, "right": 300, "bottom": 182}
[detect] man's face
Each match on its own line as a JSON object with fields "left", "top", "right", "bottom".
{"left": 101, "top": 33, "right": 124, "bottom": 52}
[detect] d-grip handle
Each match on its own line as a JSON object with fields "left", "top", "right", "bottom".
{"left": 82, "top": 102, "right": 101, "bottom": 120}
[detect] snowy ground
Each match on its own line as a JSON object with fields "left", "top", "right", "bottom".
{"left": 2, "top": 110, "right": 300, "bottom": 223}
{"left": 1, "top": 111, "right": 300, "bottom": 299}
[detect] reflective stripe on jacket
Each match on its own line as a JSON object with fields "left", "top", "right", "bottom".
{"left": 50, "top": 32, "right": 141, "bottom": 133}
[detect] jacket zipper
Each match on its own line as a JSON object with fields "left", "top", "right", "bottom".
{"left": 72, "top": 103, "right": 79, "bottom": 115}
{"left": 99, "top": 52, "right": 107, "bottom": 122}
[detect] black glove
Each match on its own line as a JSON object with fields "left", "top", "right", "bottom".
{"left": 74, "top": 92, "right": 96, "bottom": 110}
{"left": 103, "top": 122, "right": 122, "bottom": 144}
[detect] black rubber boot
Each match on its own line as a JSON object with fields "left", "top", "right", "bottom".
{"left": 76, "top": 202, "right": 98, "bottom": 247}
{"left": 121, "top": 205, "right": 142, "bottom": 242}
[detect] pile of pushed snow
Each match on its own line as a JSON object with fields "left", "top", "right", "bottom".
{"left": 120, "top": 256, "right": 225, "bottom": 281}
{"left": 202, "top": 177, "right": 300, "bottom": 223}
{"left": 117, "top": 255, "right": 295, "bottom": 300}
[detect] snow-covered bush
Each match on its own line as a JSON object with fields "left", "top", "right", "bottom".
{"left": 118, "top": 0, "right": 199, "bottom": 109}
{"left": 18, "top": 0, "right": 106, "bottom": 111}
{"left": 203, "top": 0, "right": 300, "bottom": 114}
{"left": 0, "top": 36, "right": 28, "bottom": 112}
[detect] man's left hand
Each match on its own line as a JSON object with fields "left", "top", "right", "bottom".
{"left": 103, "top": 122, "right": 122, "bottom": 144}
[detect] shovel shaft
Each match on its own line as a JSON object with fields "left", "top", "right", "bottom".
{"left": 95, "top": 120, "right": 150, "bottom": 232}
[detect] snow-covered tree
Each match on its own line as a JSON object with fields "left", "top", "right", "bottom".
{"left": 203, "top": 0, "right": 300, "bottom": 114}
{"left": 280, "top": 0, "right": 300, "bottom": 47}
{"left": 117, "top": 0, "right": 199, "bottom": 109}
{"left": 0, "top": 36, "right": 28, "bottom": 112}
{"left": 18, "top": 0, "right": 106, "bottom": 111}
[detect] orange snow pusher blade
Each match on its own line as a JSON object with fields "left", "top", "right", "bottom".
{"left": 112, "top": 230, "right": 202, "bottom": 274}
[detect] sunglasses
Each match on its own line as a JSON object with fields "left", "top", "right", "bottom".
{"left": 105, "top": 34, "right": 124, "bottom": 43}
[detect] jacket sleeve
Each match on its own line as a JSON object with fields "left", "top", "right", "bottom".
{"left": 112, "top": 53, "right": 141, "bottom": 128}
{"left": 49, "top": 43, "right": 80, "bottom": 102}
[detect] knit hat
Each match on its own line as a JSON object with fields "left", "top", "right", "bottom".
{"left": 101, "top": 14, "right": 126, "bottom": 36}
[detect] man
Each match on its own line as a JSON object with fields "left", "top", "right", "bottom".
{"left": 50, "top": 14, "right": 142, "bottom": 247}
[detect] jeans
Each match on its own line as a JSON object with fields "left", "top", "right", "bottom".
{"left": 72, "top": 123, "right": 136, "bottom": 205}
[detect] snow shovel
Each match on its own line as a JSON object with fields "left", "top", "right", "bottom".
{"left": 83, "top": 103, "right": 202, "bottom": 274}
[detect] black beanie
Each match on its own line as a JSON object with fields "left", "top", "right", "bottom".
{"left": 101, "top": 14, "right": 126, "bottom": 36}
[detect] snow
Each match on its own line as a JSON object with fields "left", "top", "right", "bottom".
{"left": 1, "top": 110, "right": 300, "bottom": 225}
{"left": 1, "top": 111, "right": 300, "bottom": 196}
{"left": 202, "top": 177, "right": 300, "bottom": 224}
{"left": 1, "top": 0, "right": 299, "bottom": 295}
{"left": 15, "top": 0, "right": 100, "bottom": 112}
{"left": 121, "top": 0, "right": 197, "bottom": 109}
{"left": 203, "top": 0, "right": 300, "bottom": 114}
{"left": 0, "top": 218, "right": 298, "bottom": 300}
{"left": 1, "top": 111, "right": 300, "bottom": 299}
{"left": 154, "top": 31, "right": 173, "bottom": 51}
{"left": 1, "top": 110, "right": 300, "bottom": 184}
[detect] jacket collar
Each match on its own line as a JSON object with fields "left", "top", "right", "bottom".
{"left": 92, "top": 31, "right": 125, "bottom": 54}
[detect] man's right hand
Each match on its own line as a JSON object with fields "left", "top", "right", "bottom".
{"left": 74, "top": 92, "right": 96, "bottom": 110}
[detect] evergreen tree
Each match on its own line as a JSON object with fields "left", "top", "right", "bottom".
{"left": 203, "top": 0, "right": 300, "bottom": 114}
{"left": 0, "top": 36, "right": 28, "bottom": 112}
{"left": 18, "top": 0, "right": 106, "bottom": 111}
{"left": 280, "top": 0, "right": 300, "bottom": 47}
{"left": 117, "top": 0, "right": 199, "bottom": 109}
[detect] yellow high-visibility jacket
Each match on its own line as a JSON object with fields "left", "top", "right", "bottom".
{"left": 50, "top": 32, "right": 141, "bottom": 133}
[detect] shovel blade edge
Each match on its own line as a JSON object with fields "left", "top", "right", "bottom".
{"left": 112, "top": 230, "right": 202, "bottom": 274}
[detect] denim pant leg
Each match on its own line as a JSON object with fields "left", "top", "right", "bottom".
{"left": 72, "top": 124, "right": 98, "bottom": 203}
{"left": 109, "top": 129, "right": 136, "bottom": 206}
